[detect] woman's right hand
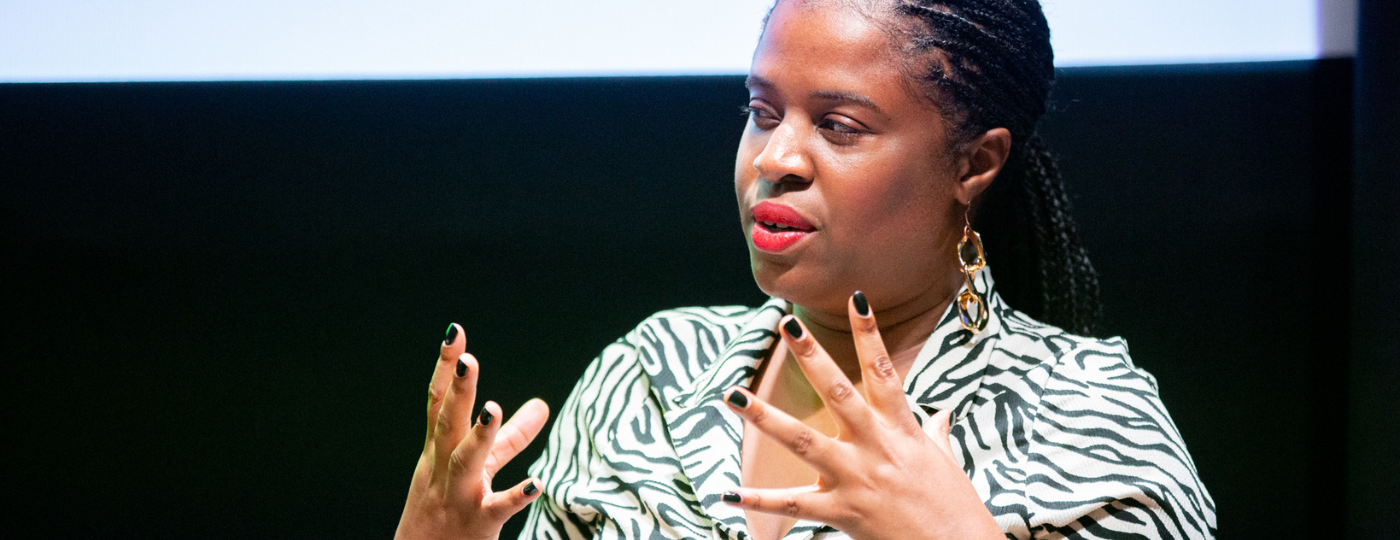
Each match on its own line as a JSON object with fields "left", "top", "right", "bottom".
{"left": 395, "top": 323, "right": 552, "bottom": 540}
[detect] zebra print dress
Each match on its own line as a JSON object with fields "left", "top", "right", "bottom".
{"left": 523, "top": 269, "right": 1216, "bottom": 539}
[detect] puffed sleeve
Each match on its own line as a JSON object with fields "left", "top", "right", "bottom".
{"left": 520, "top": 336, "right": 643, "bottom": 540}
{"left": 1023, "top": 339, "right": 1217, "bottom": 539}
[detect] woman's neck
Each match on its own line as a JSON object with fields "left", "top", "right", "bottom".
{"left": 790, "top": 271, "right": 964, "bottom": 386}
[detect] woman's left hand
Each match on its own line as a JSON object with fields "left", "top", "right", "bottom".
{"left": 720, "top": 296, "right": 1004, "bottom": 540}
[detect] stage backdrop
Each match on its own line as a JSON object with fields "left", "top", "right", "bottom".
{"left": 1, "top": 60, "right": 1350, "bottom": 537}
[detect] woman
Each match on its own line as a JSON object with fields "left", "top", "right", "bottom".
{"left": 396, "top": 0, "right": 1216, "bottom": 538}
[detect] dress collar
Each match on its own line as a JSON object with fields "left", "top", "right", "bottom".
{"left": 901, "top": 266, "right": 1002, "bottom": 426}
{"left": 661, "top": 267, "right": 1004, "bottom": 539}
{"left": 660, "top": 297, "right": 786, "bottom": 538}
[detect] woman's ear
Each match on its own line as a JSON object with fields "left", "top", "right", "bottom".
{"left": 954, "top": 128, "right": 1012, "bottom": 205}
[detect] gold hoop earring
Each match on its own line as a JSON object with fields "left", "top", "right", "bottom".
{"left": 956, "top": 211, "right": 988, "bottom": 333}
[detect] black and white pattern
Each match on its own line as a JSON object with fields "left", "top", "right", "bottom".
{"left": 523, "top": 269, "right": 1216, "bottom": 539}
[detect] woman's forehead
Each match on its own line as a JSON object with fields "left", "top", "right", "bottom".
{"left": 760, "top": 0, "right": 892, "bottom": 53}
{"left": 749, "top": 0, "right": 923, "bottom": 112}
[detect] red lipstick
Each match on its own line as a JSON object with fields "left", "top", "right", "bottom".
{"left": 751, "top": 201, "right": 815, "bottom": 253}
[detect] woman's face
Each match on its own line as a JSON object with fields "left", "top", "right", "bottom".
{"left": 735, "top": 0, "right": 966, "bottom": 314}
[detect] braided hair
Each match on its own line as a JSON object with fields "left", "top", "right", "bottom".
{"left": 889, "top": 0, "right": 1102, "bottom": 335}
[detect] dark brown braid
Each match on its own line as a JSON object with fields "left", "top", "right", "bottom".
{"left": 890, "top": 0, "right": 1103, "bottom": 335}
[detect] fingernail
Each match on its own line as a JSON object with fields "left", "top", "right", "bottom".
{"left": 456, "top": 359, "right": 468, "bottom": 378}
{"left": 783, "top": 317, "right": 804, "bottom": 340}
{"left": 722, "top": 491, "right": 742, "bottom": 504}
{"left": 523, "top": 481, "right": 539, "bottom": 496}
{"left": 853, "top": 291, "right": 870, "bottom": 317}
{"left": 725, "top": 388, "right": 749, "bottom": 409}
{"left": 477, "top": 408, "right": 494, "bottom": 427}
{"left": 444, "top": 323, "right": 459, "bottom": 346}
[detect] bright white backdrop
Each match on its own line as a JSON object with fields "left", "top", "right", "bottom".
{"left": 0, "top": 0, "right": 1356, "bottom": 82}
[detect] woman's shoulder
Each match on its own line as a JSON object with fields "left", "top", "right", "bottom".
{"left": 983, "top": 302, "right": 1216, "bottom": 535}
{"left": 993, "top": 310, "right": 1216, "bottom": 535}
{"left": 991, "top": 300, "right": 1156, "bottom": 395}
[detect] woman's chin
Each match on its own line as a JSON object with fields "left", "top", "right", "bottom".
{"left": 749, "top": 256, "right": 848, "bottom": 312}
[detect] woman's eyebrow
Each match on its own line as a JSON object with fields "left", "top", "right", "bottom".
{"left": 811, "top": 90, "right": 886, "bottom": 115}
{"left": 744, "top": 75, "right": 775, "bottom": 90}
{"left": 746, "top": 76, "right": 885, "bottom": 115}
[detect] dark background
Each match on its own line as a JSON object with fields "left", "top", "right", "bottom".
{"left": 2, "top": 31, "right": 1396, "bottom": 539}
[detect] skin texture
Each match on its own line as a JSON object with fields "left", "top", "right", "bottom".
{"left": 731, "top": 1, "right": 1010, "bottom": 539}
{"left": 395, "top": 1, "right": 1013, "bottom": 538}
{"left": 736, "top": 0, "right": 1009, "bottom": 387}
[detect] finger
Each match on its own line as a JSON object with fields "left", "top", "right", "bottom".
{"left": 483, "top": 477, "right": 544, "bottom": 522}
{"left": 433, "top": 353, "right": 480, "bottom": 475}
{"left": 724, "top": 387, "right": 842, "bottom": 475}
{"left": 426, "top": 323, "right": 467, "bottom": 444}
{"left": 720, "top": 485, "right": 834, "bottom": 522}
{"left": 779, "top": 315, "right": 875, "bottom": 437}
{"left": 449, "top": 400, "right": 502, "bottom": 489}
{"left": 484, "top": 398, "right": 551, "bottom": 480}
{"left": 930, "top": 408, "right": 956, "bottom": 460}
{"left": 849, "top": 292, "right": 917, "bottom": 427}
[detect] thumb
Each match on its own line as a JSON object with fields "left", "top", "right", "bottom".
{"left": 929, "top": 408, "right": 956, "bottom": 459}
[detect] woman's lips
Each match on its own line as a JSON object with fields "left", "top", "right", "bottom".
{"left": 751, "top": 201, "right": 815, "bottom": 253}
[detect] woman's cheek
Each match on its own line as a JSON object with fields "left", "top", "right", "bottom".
{"left": 733, "top": 130, "right": 763, "bottom": 188}
{"left": 834, "top": 180, "right": 948, "bottom": 262}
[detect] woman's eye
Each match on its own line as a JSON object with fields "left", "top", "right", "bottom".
{"left": 818, "top": 117, "right": 863, "bottom": 139}
{"left": 741, "top": 105, "right": 780, "bottom": 129}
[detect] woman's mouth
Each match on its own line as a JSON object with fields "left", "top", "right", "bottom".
{"left": 751, "top": 201, "right": 815, "bottom": 253}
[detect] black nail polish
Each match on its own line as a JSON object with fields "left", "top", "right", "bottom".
{"left": 456, "top": 359, "right": 467, "bottom": 378}
{"left": 722, "top": 491, "right": 742, "bottom": 504}
{"left": 783, "top": 317, "right": 804, "bottom": 339}
{"left": 853, "top": 291, "right": 870, "bottom": 317}
{"left": 444, "top": 324, "right": 459, "bottom": 346}
{"left": 523, "top": 482, "right": 539, "bottom": 496}
{"left": 726, "top": 389, "right": 749, "bottom": 409}
{"left": 477, "top": 408, "right": 494, "bottom": 427}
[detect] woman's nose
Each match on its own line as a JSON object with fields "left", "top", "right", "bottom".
{"left": 752, "top": 121, "right": 814, "bottom": 184}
